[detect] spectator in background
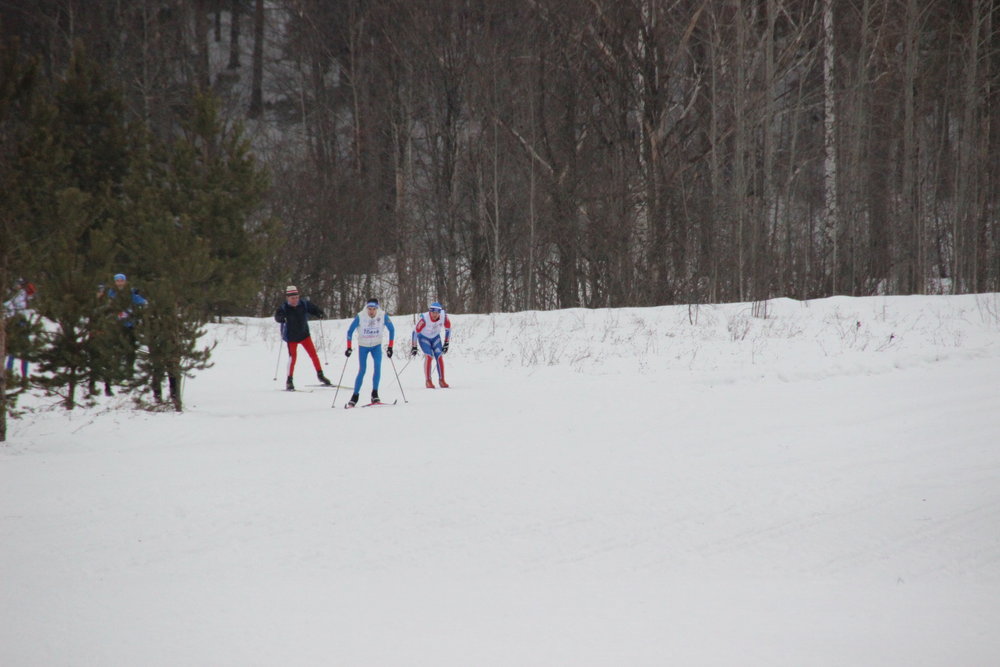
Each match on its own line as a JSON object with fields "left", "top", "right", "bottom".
{"left": 102, "top": 272, "right": 147, "bottom": 396}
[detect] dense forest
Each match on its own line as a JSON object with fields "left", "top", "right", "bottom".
{"left": 3, "top": 0, "right": 1000, "bottom": 316}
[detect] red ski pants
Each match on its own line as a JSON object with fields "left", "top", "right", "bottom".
{"left": 423, "top": 354, "right": 445, "bottom": 381}
{"left": 287, "top": 336, "right": 322, "bottom": 376}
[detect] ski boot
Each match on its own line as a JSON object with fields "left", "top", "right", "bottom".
{"left": 425, "top": 378, "right": 435, "bottom": 389}
{"left": 347, "top": 393, "right": 359, "bottom": 408}
{"left": 317, "top": 370, "right": 332, "bottom": 386}
{"left": 371, "top": 389, "right": 380, "bottom": 404}
{"left": 286, "top": 376, "right": 295, "bottom": 391}
{"left": 438, "top": 378, "right": 449, "bottom": 388}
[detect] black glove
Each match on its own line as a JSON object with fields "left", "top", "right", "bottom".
{"left": 410, "top": 345, "right": 418, "bottom": 357}
{"left": 275, "top": 314, "right": 286, "bottom": 323}
{"left": 443, "top": 341, "right": 450, "bottom": 354}
{"left": 315, "top": 310, "right": 325, "bottom": 318}
{"left": 345, "top": 347, "right": 352, "bottom": 357}
{"left": 386, "top": 347, "right": 393, "bottom": 358}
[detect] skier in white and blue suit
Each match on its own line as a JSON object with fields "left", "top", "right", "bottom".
{"left": 344, "top": 297, "right": 395, "bottom": 407}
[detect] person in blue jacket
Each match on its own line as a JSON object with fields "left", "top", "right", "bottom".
{"left": 344, "top": 297, "right": 395, "bottom": 407}
{"left": 101, "top": 273, "right": 148, "bottom": 395}
{"left": 106, "top": 273, "right": 148, "bottom": 324}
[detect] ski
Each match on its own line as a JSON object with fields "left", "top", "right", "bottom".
{"left": 344, "top": 399, "right": 398, "bottom": 409}
{"left": 304, "top": 383, "right": 353, "bottom": 389}
{"left": 281, "top": 388, "right": 314, "bottom": 393}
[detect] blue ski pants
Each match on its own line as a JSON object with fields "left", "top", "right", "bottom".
{"left": 353, "top": 345, "right": 383, "bottom": 394}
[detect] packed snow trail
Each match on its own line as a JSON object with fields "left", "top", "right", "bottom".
{"left": 2, "top": 295, "right": 999, "bottom": 666}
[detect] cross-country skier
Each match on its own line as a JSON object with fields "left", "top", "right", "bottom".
{"left": 410, "top": 301, "right": 451, "bottom": 388}
{"left": 274, "top": 285, "right": 331, "bottom": 391}
{"left": 4, "top": 277, "right": 36, "bottom": 380}
{"left": 344, "top": 297, "right": 395, "bottom": 407}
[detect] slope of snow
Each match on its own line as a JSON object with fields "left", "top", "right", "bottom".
{"left": 2, "top": 295, "right": 999, "bottom": 666}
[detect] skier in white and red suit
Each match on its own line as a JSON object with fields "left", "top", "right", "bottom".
{"left": 410, "top": 301, "right": 451, "bottom": 388}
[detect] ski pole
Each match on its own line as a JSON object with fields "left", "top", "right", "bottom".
{"left": 318, "top": 319, "right": 329, "bottom": 365}
{"left": 272, "top": 341, "right": 284, "bottom": 381}
{"left": 388, "top": 350, "right": 408, "bottom": 404}
{"left": 330, "top": 354, "right": 350, "bottom": 409}
{"left": 398, "top": 351, "right": 414, "bottom": 375}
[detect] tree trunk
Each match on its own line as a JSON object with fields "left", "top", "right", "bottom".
{"left": 734, "top": 2, "right": 749, "bottom": 301}
{"left": 249, "top": 0, "right": 264, "bottom": 117}
{"left": 822, "top": 0, "right": 839, "bottom": 293}
{"left": 762, "top": 0, "right": 776, "bottom": 299}
{"left": 900, "top": 0, "right": 921, "bottom": 293}
{"left": 170, "top": 374, "right": 182, "bottom": 412}
{"left": 228, "top": 0, "right": 241, "bottom": 70}
{"left": 195, "top": 0, "right": 210, "bottom": 90}
{"left": 978, "top": 2, "right": 996, "bottom": 291}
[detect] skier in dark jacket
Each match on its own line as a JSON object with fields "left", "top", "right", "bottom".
{"left": 274, "top": 285, "right": 331, "bottom": 391}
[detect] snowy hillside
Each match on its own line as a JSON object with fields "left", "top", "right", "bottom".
{"left": 3, "top": 294, "right": 1000, "bottom": 666}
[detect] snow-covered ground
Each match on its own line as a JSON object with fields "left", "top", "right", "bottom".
{"left": 3, "top": 294, "right": 999, "bottom": 666}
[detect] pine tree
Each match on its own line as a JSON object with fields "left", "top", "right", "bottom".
{"left": 169, "top": 93, "right": 271, "bottom": 318}
{"left": 133, "top": 286, "right": 215, "bottom": 412}
{"left": 1, "top": 38, "right": 39, "bottom": 439}
{"left": 19, "top": 45, "right": 131, "bottom": 409}
{"left": 30, "top": 190, "right": 120, "bottom": 409}
{"left": 5, "top": 45, "right": 270, "bottom": 419}
{"left": 123, "top": 133, "right": 216, "bottom": 411}
{"left": 112, "top": 93, "right": 271, "bottom": 411}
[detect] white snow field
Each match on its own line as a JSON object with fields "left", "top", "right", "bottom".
{"left": 2, "top": 294, "right": 999, "bottom": 666}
